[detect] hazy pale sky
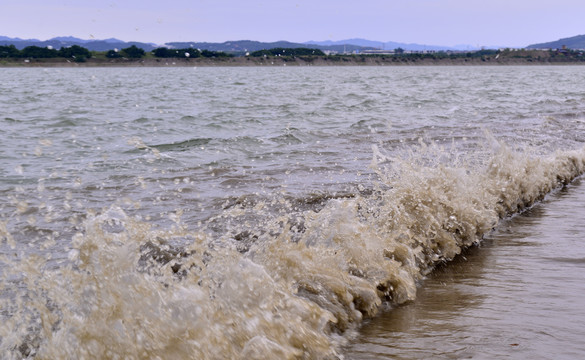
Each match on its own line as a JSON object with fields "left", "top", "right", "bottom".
{"left": 1, "top": 0, "right": 583, "bottom": 47}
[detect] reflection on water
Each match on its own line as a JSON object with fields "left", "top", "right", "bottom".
{"left": 346, "top": 179, "right": 585, "bottom": 360}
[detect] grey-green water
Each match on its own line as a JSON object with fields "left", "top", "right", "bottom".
{"left": 1, "top": 66, "right": 585, "bottom": 359}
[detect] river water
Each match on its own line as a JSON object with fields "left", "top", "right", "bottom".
{"left": 1, "top": 65, "right": 585, "bottom": 359}
{"left": 345, "top": 178, "right": 585, "bottom": 359}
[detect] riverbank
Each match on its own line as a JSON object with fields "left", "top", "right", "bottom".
{"left": 2, "top": 51, "right": 585, "bottom": 67}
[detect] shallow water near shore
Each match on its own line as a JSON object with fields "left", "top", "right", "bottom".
{"left": 1, "top": 66, "right": 585, "bottom": 359}
{"left": 345, "top": 178, "right": 585, "bottom": 359}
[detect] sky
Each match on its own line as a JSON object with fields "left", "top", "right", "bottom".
{"left": 1, "top": 0, "right": 584, "bottom": 48}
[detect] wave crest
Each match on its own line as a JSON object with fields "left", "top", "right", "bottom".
{"left": 2, "top": 140, "right": 585, "bottom": 359}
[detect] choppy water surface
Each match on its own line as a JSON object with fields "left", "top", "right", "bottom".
{"left": 1, "top": 66, "right": 585, "bottom": 359}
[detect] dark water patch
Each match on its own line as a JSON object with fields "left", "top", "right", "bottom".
{"left": 350, "top": 119, "right": 389, "bottom": 132}
{"left": 179, "top": 115, "right": 198, "bottom": 122}
{"left": 50, "top": 118, "right": 77, "bottom": 127}
{"left": 243, "top": 118, "right": 264, "bottom": 125}
{"left": 218, "top": 176, "right": 267, "bottom": 189}
{"left": 48, "top": 118, "right": 93, "bottom": 128}
{"left": 348, "top": 99, "right": 377, "bottom": 109}
{"left": 132, "top": 116, "right": 150, "bottom": 123}
{"left": 150, "top": 138, "right": 212, "bottom": 152}
{"left": 269, "top": 133, "right": 303, "bottom": 145}
{"left": 203, "top": 121, "right": 230, "bottom": 131}
{"left": 197, "top": 165, "right": 235, "bottom": 177}
{"left": 222, "top": 136, "right": 266, "bottom": 147}
{"left": 541, "top": 257, "right": 585, "bottom": 266}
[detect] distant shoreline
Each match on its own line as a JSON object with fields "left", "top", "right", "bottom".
{"left": 2, "top": 54, "right": 585, "bottom": 67}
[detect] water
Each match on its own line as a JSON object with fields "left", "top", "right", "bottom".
{"left": 1, "top": 66, "right": 585, "bottom": 359}
{"left": 345, "top": 178, "right": 585, "bottom": 359}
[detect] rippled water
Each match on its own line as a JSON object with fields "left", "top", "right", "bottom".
{"left": 1, "top": 66, "right": 585, "bottom": 359}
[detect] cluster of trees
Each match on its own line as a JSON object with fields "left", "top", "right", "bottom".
{"left": 389, "top": 49, "right": 581, "bottom": 62}
{"left": 0, "top": 44, "right": 145, "bottom": 61}
{"left": 8, "top": 44, "right": 578, "bottom": 64}
{"left": 151, "top": 47, "right": 233, "bottom": 58}
{"left": 105, "top": 45, "right": 145, "bottom": 59}
{"left": 0, "top": 43, "right": 235, "bottom": 61}
{"left": 392, "top": 49, "right": 498, "bottom": 60}
{"left": 0, "top": 44, "right": 91, "bottom": 61}
{"left": 250, "top": 48, "right": 325, "bottom": 57}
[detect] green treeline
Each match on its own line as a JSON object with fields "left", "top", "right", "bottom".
{"left": 0, "top": 44, "right": 92, "bottom": 61}
{"left": 106, "top": 45, "right": 145, "bottom": 59}
{"left": 0, "top": 44, "right": 234, "bottom": 60}
{"left": 2, "top": 44, "right": 584, "bottom": 64}
{"left": 386, "top": 49, "right": 499, "bottom": 61}
{"left": 151, "top": 47, "right": 232, "bottom": 58}
{"left": 250, "top": 48, "right": 325, "bottom": 57}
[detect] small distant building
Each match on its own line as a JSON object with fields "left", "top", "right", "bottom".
{"left": 557, "top": 45, "right": 569, "bottom": 55}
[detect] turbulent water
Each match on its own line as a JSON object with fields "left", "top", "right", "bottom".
{"left": 345, "top": 177, "right": 585, "bottom": 359}
{"left": 1, "top": 66, "right": 585, "bottom": 359}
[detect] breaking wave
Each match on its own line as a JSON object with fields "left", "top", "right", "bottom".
{"left": 1, "top": 139, "right": 585, "bottom": 359}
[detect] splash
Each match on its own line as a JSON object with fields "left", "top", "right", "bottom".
{"left": 1, "top": 140, "right": 585, "bottom": 359}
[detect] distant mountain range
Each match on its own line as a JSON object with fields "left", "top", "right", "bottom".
{"left": 526, "top": 34, "right": 585, "bottom": 50}
{"left": 0, "top": 35, "right": 481, "bottom": 52}
{"left": 305, "top": 38, "right": 483, "bottom": 51}
{"left": 0, "top": 36, "right": 373, "bottom": 53}
{"left": 0, "top": 36, "right": 158, "bottom": 51}
{"left": 166, "top": 40, "right": 371, "bottom": 53}
{"left": 1, "top": 35, "right": 583, "bottom": 53}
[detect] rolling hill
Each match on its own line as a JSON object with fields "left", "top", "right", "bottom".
{"left": 527, "top": 34, "right": 585, "bottom": 49}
